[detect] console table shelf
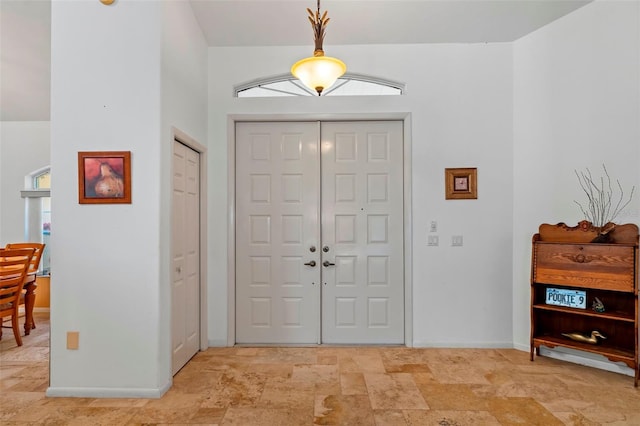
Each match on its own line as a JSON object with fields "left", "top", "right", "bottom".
{"left": 532, "top": 304, "right": 635, "bottom": 322}
{"left": 530, "top": 221, "right": 639, "bottom": 387}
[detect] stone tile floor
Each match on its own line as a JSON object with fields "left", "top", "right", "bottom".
{"left": 1, "top": 313, "right": 639, "bottom": 425}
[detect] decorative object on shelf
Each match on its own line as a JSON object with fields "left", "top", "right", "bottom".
{"left": 574, "top": 164, "right": 635, "bottom": 242}
{"left": 561, "top": 330, "right": 607, "bottom": 345}
{"left": 291, "top": 0, "right": 346, "bottom": 96}
{"left": 100, "top": 0, "right": 115, "bottom": 5}
{"left": 444, "top": 168, "right": 477, "bottom": 200}
{"left": 590, "top": 222, "right": 616, "bottom": 243}
{"left": 545, "top": 287, "right": 586, "bottom": 309}
{"left": 78, "top": 151, "right": 132, "bottom": 204}
{"left": 592, "top": 297, "right": 606, "bottom": 313}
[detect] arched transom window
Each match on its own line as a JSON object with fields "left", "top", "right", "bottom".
{"left": 235, "top": 73, "right": 404, "bottom": 97}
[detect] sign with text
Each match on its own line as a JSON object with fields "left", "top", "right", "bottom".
{"left": 545, "top": 288, "right": 587, "bottom": 309}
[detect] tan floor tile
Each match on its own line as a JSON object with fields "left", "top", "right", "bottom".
{"left": 352, "top": 354, "right": 387, "bottom": 373}
{"left": 364, "top": 373, "right": 429, "bottom": 410}
{"left": 487, "top": 397, "right": 564, "bottom": 425}
{"left": 338, "top": 356, "right": 361, "bottom": 373}
{"left": 403, "top": 409, "right": 501, "bottom": 425}
{"left": 411, "top": 371, "right": 438, "bottom": 384}
{"left": 491, "top": 374, "right": 570, "bottom": 401}
{"left": 172, "top": 369, "right": 224, "bottom": 394}
{"left": 6, "top": 377, "right": 49, "bottom": 392}
{"left": 373, "top": 409, "right": 409, "bottom": 425}
{"left": 0, "top": 392, "right": 48, "bottom": 422}
{"left": 314, "top": 394, "right": 374, "bottom": 425}
{"left": 13, "top": 406, "right": 136, "bottom": 425}
{"left": 221, "top": 407, "right": 313, "bottom": 425}
{"left": 251, "top": 347, "right": 317, "bottom": 365}
{"left": 88, "top": 397, "right": 150, "bottom": 408}
{"left": 0, "top": 346, "right": 49, "bottom": 362}
{"left": 39, "top": 396, "right": 97, "bottom": 407}
{"left": 417, "top": 383, "right": 488, "bottom": 411}
{"left": 246, "top": 362, "right": 293, "bottom": 378}
{"left": 143, "top": 391, "right": 203, "bottom": 409}
{"left": 318, "top": 355, "right": 338, "bottom": 365}
{"left": 340, "top": 372, "right": 368, "bottom": 395}
{"left": 189, "top": 407, "right": 227, "bottom": 424}
{"left": 291, "top": 363, "right": 338, "bottom": 383}
{"left": 201, "top": 370, "right": 267, "bottom": 408}
{"left": 551, "top": 410, "right": 602, "bottom": 426}
{"left": 258, "top": 378, "right": 314, "bottom": 409}
{"left": 428, "top": 360, "right": 493, "bottom": 385}
{"left": 127, "top": 406, "right": 204, "bottom": 424}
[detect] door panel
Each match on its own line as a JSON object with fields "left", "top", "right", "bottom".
{"left": 235, "top": 122, "right": 320, "bottom": 344}
{"left": 172, "top": 141, "right": 200, "bottom": 374}
{"left": 321, "top": 121, "right": 404, "bottom": 344}
{"left": 235, "top": 120, "right": 403, "bottom": 344}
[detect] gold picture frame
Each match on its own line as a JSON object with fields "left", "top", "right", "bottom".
{"left": 445, "top": 167, "right": 477, "bottom": 200}
{"left": 78, "top": 151, "right": 132, "bottom": 204}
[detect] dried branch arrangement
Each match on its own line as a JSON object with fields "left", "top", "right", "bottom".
{"left": 574, "top": 164, "right": 635, "bottom": 228}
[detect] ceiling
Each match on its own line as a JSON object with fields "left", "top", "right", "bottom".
{"left": 1, "top": 0, "right": 592, "bottom": 122}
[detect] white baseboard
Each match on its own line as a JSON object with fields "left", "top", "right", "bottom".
{"left": 411, "top": 341, "right": 514, "bottom": 348}
{"left": 538, "top": 345, "right": 634, "bottom": 377}
{"left": 45, "top": 380, "right": 172, "bottom": 399}
{"left": 208, "top": 338, "right": 230, "bottom": 347}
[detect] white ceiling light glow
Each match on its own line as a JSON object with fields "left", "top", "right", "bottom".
{"left": 291, "top": 0, "right": 346, "bottom": 96}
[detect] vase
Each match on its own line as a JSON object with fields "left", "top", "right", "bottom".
{"left": 590, "top": 223, "right": 616, "bottom": 243}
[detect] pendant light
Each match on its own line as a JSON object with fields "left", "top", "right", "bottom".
{"left": 291, "top": 0, "right": 346, "bottom": 96}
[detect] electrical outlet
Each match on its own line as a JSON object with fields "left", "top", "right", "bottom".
{"left": 430, "top": 221, "right": 437, "bottom": 232}
{"left": 427, "top": 235, "right": 439, "bottom": 246}
{"left": 452, "top": 235, "right": 463, "bottom": 246}
{"left": 67, "top": 331, "right": 79, "bottom": 350}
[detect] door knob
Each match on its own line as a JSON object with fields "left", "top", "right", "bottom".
{"left": 304, "top": 260, "right": 317, "bottom": 267}
{"left": 309, "top": 246, "right": 316, "bottom": 252}
{"left": 323, "top": 261, "right": 335, "bottom": 267}
{"left": 323, "top": 246, "right": 330, "bottom": 252}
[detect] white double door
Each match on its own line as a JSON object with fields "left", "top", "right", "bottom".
{"left": 236, "top": 121, "right": 404, "bottom": 344}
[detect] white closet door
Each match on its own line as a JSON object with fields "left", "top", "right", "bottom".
{"left": 172, "top": 140, "right": 201, "bottom": 373}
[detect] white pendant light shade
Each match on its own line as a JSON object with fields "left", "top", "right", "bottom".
{"left": 291, "top": 55, "right": 346, "bottom": 95}
{"left": 291, "top": 0, "right": 346, "bottom": 96}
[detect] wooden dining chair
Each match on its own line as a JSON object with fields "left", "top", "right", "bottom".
{"left": 0, "top": 248, "right": 34, "bottom": 346}
{"left": 5, "top": 242, "right": 45, "bottom": 331}
{"left": 5, "top": 243, "right": 45, "bottom": 276}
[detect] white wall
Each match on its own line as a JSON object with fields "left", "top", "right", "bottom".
{"left": 513, "top": 0, "right": 640, "bottom": 364}
{"left": 207, "top": 42, "right": 515, "bottom": 347}
{"left": 48, "top": 0, "right": 206, "bottom": 398}
{"left": 0, "top": 121, "right": 50, "bottom": 245}
{"left": 159, "top": 0, "right": 208, "bottom": 380}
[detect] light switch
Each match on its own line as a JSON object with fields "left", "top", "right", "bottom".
{"left": 430, "top": 221, "right": 437, "bottom": 232}
{"left": 428, "top": 235, "right": 439, "bottom": 246}
{"left": 452, "top": 235, "right": 463, "bottom": 246}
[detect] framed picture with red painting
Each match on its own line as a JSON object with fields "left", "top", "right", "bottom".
{"left": 78, "top": 151, "right": 131, "bottom": 204}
